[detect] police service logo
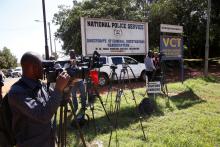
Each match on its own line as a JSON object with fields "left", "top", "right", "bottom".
{"left": 114, "top": 29, "right": 122, "bottom": 37}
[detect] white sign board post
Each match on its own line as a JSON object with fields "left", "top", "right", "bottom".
{"left": 160, "top": 24, "right": 183, "bottom": 34}
{"left": 147, "top": 81, "right": 161, "bottom": 94}
{"left": 81, "top": 17, "right": 148, "bottom": 56}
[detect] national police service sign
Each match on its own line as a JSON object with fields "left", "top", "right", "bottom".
{"left": 81, "top": 17, "right": 148, "bottom": 56}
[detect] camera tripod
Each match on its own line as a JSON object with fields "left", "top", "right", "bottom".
{"left": 158, "top": 60, "right": 169, "bottom": 97}
{"left": 85, "top": 69, "right": 113, "bottom": 135}
{"left": 56, "top": 88, "right": 87, "bottom": 147}
{"left": 108, "top": 63, "right": 147, "bottom": 147}
{"left": 105, "top": 65, "right": 122, "bottom": 113}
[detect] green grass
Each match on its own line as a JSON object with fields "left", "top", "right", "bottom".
{"left": 63, "top": 76, "right": 220, "bottom": 147}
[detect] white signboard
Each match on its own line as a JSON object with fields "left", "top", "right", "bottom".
{"left": 147, "top": 81, "right": 161, "bottom": 94}
{"left": 160, "top": 24, "right": 183, "bottom": 34}
{"left": 81, "top": 17, "right": 148, "bottom": 56}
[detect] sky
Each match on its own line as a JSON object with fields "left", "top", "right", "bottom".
{"left": 0, "top": 0, "right": 77, "bottom": 62}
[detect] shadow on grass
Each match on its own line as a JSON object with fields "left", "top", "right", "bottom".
{"left": 169, "top": 87, "right": 206, "bottom": 109}
{"left": 65, "top": 104, "right": 151, "bottom": 143}
{"left": 202, "top": 75, "right": 220, "bottom": 83}
{"left": 65, "top": 86, "right": 207, "bottom": 145}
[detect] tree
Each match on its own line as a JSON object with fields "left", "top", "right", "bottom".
{"left": 210, "top": 0, "right": 220, "bottom": 56}
{"left": 0, "top": 47, "right": 17, "bottom": 69}
{"left": 53, "top": 0, "right": 220, "bottom": 58}
{"left": 53, "top": 0, "right": 145, "bottom": 55}
{"left": 149, "top": 0, "right": 208, "bottom": 58}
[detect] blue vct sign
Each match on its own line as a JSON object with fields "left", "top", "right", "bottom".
{"left": 160, "top": 35, "right": 183, "bottom": 59}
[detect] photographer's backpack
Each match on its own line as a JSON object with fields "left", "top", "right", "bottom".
{"left": 0, "top": 80, "right": 28, "bottom": 147}
{"left": 0, "top": 93, "right": 16, "bottom": 147}
{"left": 138, "top": 98, "right": 155, "bottom": 115}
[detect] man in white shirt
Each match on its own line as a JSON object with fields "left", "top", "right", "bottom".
{"left": 144, "top": 51, "right": 156, "bottom": 82}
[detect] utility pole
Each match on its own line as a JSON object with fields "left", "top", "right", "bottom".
{"left": 48, "top": 22, "right": 53, "bottom": 55}
{"left": 54, "top": 38, "right": 57, "bottom": 54}
{"left": 204, "top": 0, "right": 211, "bottom": 76}
{"left": 42, "top": 0, "right": 49, "bottom": 60}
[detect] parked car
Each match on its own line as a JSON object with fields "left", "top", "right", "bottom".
{"left": 5, "top": 69, "right": 14, "bottom": 77}
{"left": 98, "top": 56, "right": 146, "bottom": 86}
{"left": 0, "top": 70, "right": 6, "bottom": 80}
{"left": 11, "top": 67, "right": 22, "bottom": 78}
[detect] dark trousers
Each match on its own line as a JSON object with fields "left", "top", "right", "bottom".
{"left": 146, "top": 71, "right": 154, "bottom": 82}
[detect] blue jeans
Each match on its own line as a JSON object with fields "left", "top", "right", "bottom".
{"left": 71, "top": 80, "right": 86, "bottom": 112}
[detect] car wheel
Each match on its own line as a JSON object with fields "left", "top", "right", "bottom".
{"left": 99, "top": 73, "right": 109, "bottom": 86}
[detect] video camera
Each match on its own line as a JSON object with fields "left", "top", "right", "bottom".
{"left": 110, "top": 64, "right": 117, "bottom": 70}
{"left": 42, "top": 51, "right": 103, "bottom": 83}
{"left": 122, "top": 62, "right": 129, "bottom": 69}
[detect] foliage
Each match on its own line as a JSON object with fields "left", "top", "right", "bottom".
{"left": 210, "top": 0, "right": 220, "bottom": 56}
{"left": 53, "top": 0, "right": 145, "bottom": 54}
{"left": 0, "top": 47, "right": 17, "bottom": 69}
{"left": 149, "top": 0, "right": 208, "bottom": 58}
{"left": 53, "top": 0, "right": 220, "bottom": 58}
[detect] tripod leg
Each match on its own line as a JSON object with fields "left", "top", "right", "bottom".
{"left": 89, "top": 103, "right": 97, "bottom": 134}
{"left": 114, "top": 99, "right": 120, "bottom": 147}
{"left": 162, "top": 83, "right": 170, "bottom": 106}
{"left": 108, "top": 89, "right": 121, "bottom": 147}
{"left": 105, "top": 71, "right": 116, "bottom": 104}
{"left": 109, "top": 88, "right": 114, "bottom": 114}
{"left": 64, "top": 105, "right": 68, "bottom": 147}
{"left": 122, "top": 70, "right": 129, "bottom": 104}
{"left": 68, "top": 101, "right": 87, "bottom": 147}
{"left": 106, "top": 71, "right": 117, "bottom": 106}
{"left": 96, "top": 92, "right": 111, "bottom": 122}
{"left": 58, "top": 105, "right": 63, "bottom": 147}
{"left": 108, "top": 128, "right": 113, "bottom": 147}
{"left": 114, "top": 89, "right": 122, "bottom": 128}
{"left": 105, "top": 72, "right": 112, "bottom": 104}
{"left": 131, "top": 90, "right": 147, "bottom": 140}
{"left": 111, "top": 73, "right": 119, "bottom": 113}
{"left": 105, "top": 88, "right": 110, "bottom": 104}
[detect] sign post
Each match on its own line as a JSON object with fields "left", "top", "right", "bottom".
{"left": 81, "top": 17, "right": 148, "bottom": 56}
{"left": 147, "top": 81, "right": 162, "bottom": 100}
{"left": 160, "top": 24, "right": 184, "bottom": 82}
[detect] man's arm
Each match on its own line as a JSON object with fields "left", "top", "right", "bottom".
{"left": 8, "top": 71, "right": 70, "bottom": 124}
{"left": 8, "top": 88, "right": 63, "bottom": 124}
{"left": 150, "top": 58, "right": 156, "bottom": 70}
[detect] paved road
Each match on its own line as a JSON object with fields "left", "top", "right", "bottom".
{"left": 2, "top": 77, "right": 20, "bottom": 96}
{"left": 2, "top": 77, "right": 146, "bottom": 96}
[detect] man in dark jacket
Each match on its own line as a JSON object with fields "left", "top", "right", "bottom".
{"left": 8, "top": 52, "right": 70, "bottom": 147}
{"left": 0, "top": 70, "right": 4, "bottom": 101}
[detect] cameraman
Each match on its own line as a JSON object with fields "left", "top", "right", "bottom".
{"left": 144, "top": 51, "right": 156, "bottom": 82}
{"left": 8, "top": 52, "right": 70, "bottom": 147}
{"left": 66, "top": 49, "right": 87, "bottom": 114}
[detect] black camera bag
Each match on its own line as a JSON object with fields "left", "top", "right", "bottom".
{"left": 138, "top": 98, "right": 155, "bottom": 115}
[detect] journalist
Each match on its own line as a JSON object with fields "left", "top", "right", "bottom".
{"left": 0, "top": 70, "right": 4, "bottom": 101}
{"left": 8, "top": 52, "right": 70, "bottom": 147}
{"left": 66, "top": 49, "right": 87, "bottom": 114}
{"left": 144, "top": 51, "right": 156, "bottom": 82}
